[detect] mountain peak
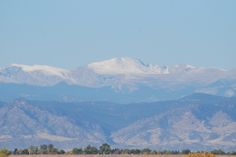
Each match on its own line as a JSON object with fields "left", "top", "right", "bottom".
{"left": 109, "top": 57, "right": 146, "bottom": 65}
{"left": 10, "top": 64, "right": 68, "bottom": 77}
{"left": 89, "top": 57, "right": 146, "bottom": 67}
{"left": 87, "top": 57, "right": 166, "bottom": 75}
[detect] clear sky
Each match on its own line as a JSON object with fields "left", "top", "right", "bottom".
{"left": 0, "top": 0, "right": 235, "bottom": 69}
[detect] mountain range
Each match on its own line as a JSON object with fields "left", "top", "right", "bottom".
{"left": 0, "top": 58, "right": 236, "bottom": 150}
{"left": 0, "top": 57, "right": 236, "bottom": 103}
{"left": 0, "top": 94, "right": 236, "bottom": 150}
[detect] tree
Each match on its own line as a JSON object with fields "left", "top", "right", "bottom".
{"left": 142, "top": 148, "right": 152, "bottom": 154}
{"left": 47, "top": 144, "right": 58, "bottom": 154}
{"left": 21, "top": 149, "right": 29, "bottom": 155}
{"left": 211, "top": 149, "right": 225, "bottom": 155}
{"left": 28, "top": 146, "right": 39, "bottom": 154}
{"left": 39, "top": 144, "right": 48, "bottom": 154}
{"left": 182, "top": 149, "right": 191, "bottom": 154}
{"left": 13, "top": 149, "right": 18, "bottom": 155}
{"left": 111, "top": 148, "right": 121, "bottom": 154}
{"left": 231, "top": 151, "right": 236, "bottom": 155}
{"left": 99, "top": 143, "right": 111, "bottom": 154}
{"left": 72, "top": 148, "right": 83, "bottom": 154}
{"left": 59, "top": 149, "right": 65, "bottom": 154}
{"left": 84, "top": 145, "right": 98, "bottom": 154}
{"left": 47, "top": 144, "right": 54, "bottom": 153}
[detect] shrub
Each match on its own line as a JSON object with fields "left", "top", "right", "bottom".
{"left": 0, "top": 149, "right": 10, "bottom": 157}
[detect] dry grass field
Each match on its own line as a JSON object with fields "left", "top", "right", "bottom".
{"left": 9, "top": 155, "right": 236, "bottom": 157}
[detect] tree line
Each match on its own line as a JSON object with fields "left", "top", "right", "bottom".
{"left": 1, "top": 143, "right": 236, "bottom": 156}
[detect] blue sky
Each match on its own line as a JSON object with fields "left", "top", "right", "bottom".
{"left": 0, "top": 0, "right": 235, "bottom": 69}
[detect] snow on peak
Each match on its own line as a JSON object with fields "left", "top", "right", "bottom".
{"left": 10, "top": 64, "right": 69, "bottom": 77}
{"left": 87, "top": 57, "right": 168, "bottom": 75}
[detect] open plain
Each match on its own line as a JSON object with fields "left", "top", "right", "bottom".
{"left": 9, "top": 155, "right": 236, "bottom": 157}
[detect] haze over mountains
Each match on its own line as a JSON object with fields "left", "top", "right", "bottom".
{"left": 0, "top": 57, "right": 236, "bottom": 102}
{"left": 0, "top": 58, "right": 236, "bottom": 150}
{"left": 0, "top": 94, "right": 236, "bottom": 150}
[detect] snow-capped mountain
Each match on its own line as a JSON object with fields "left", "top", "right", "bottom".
{"left": 0, "top": 64, "right": 74, "bottom": 86}
{"left": 10, "top": 64, "right": 68, "bottom": 76}
{"left": 87, "top": 57, "right": 169, "bottom": 75}
{"left": 1, "top": 57, "right": 235, "bottom": 86}
{"left": 0, "top": 57, "right": 236, "bottom": 102}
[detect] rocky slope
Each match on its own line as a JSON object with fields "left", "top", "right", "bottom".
{"left": 0, "top": 94, "right": 235, "bottom": 150}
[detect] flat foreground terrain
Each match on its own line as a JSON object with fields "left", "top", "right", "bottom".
{"left": 9, "top": 155, "right": 236, "bottom": 157}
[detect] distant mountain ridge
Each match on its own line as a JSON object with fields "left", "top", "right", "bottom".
{"left": 0, "top": 94, "right": 235, "bottom": 150}
{"left": 0, "top": 59, "right": 235, "bottom": 150}
{"left": 0, "top": 58, "right": 236, "bottom": 102}
{"left": 1, "top": 57, "right": 235, "bottom": 86}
